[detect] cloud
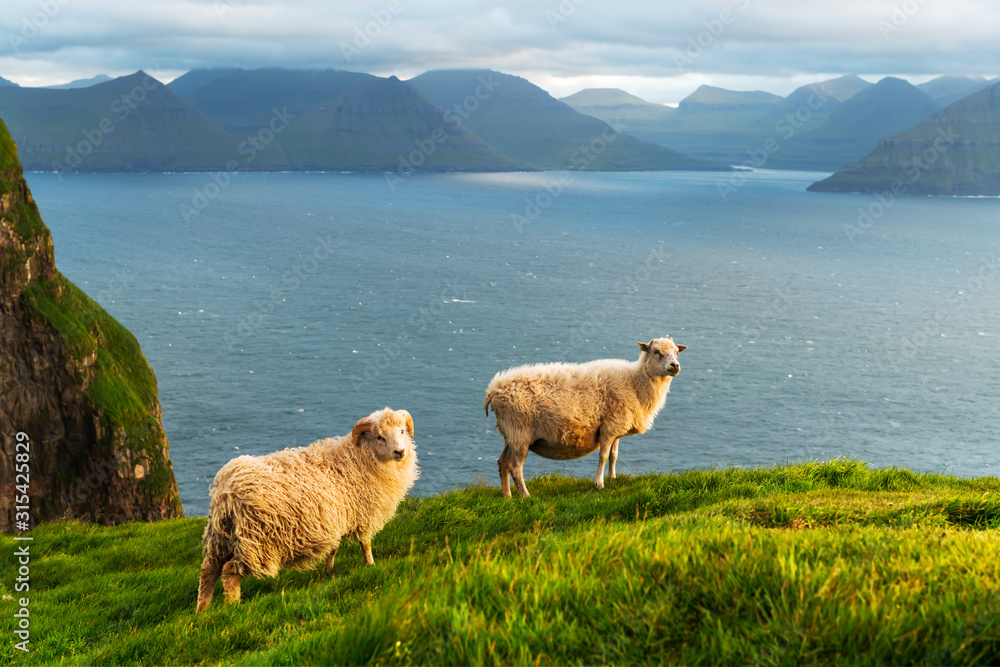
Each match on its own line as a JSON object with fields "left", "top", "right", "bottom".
{"left": 1, "top": 0, "right": 998, "bottom": 100}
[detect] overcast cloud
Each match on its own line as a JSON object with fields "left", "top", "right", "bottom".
{"left": 2, "top": 0, "right": 998, "bottom": 103}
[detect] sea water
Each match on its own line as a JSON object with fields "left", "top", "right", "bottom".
{"left": 25, "top": 169, "right": 1000, "bottom": 515}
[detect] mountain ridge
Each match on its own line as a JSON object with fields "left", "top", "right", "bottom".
{"left": 809, "top": 82, "right": 1000, "bottom": 195}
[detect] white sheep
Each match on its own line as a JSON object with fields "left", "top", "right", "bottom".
{"left": 484, "top": 337, "right": 686, "bottom": 497}
{"left": 195, "top": 407, "right": 418, "bottom": 613}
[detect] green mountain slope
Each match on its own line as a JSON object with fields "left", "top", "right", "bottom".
{"left": 4, "top": 462, "right": 1000, "bottom": 664}
{"left": 768, "top": 77, "right": 941, "bottom": 171}
{"left": 0, "top": 118, "right": 182, "bottom": 530}
{"left": 409, "top": 70, "right": 726, "bottom": 171}
{"left": 809, "top": 82, "right": 1000, "bottom": 195}
{"left": 277, "top": 76, "right": 517, "bottom": 171}
{"left": 168, "top": 67, "right": 375, "bottom": 136}
{"left": 0, "top": 71, "right": 244, "bottom": 172}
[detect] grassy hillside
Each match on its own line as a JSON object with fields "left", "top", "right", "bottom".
{"left": 3, "top": 460, "right": 999, "bottom": 665}
{"left": 1, "top": 117, "right": 183, "bottom": 527}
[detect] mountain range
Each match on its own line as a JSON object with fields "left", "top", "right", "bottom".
{"left": 0, "top": 68, "right": 729, "bottom": 174}
{"left": 808, "top": 82, "right": 1000, "bottom": 195}
{"left": 561, "top": 74, "right": 967, "bottom": 171}
{"left": 1, "top": 67, "right": 998, "bottom": 191}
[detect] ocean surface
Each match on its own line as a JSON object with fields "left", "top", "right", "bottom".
{"left": 24, "top": 169, "right": 1000, "bottom": 516}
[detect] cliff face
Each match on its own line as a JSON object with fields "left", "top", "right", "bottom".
{"left": 0, "top": 118, "right": 182, "bottom": 532}
{"left": 809, "top": 83, "right": 1000, "bottom": 195}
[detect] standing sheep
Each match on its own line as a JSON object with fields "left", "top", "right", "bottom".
{"left": 196, "top": 408, "right": 418, "bottom": 613}
{"left": 484, "top": 337, "right": 686, "bottom": 497}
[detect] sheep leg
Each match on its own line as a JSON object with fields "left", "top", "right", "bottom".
{"left": 608, "top": 438, "right": 621, "bottom": 480}
{"left": 221, "top": 560, "right": 243, "bottom": 604}
{"left": 594, "top": 435, "right": 618, "bottom": 490}
{"left": 322, "top": 545, "right": 339, "bottom": 576}
{"left": 360, "top": 539, "right": 374, "bottom": 565}
{"left": 497, "top": 438, "right": 528, "bottom": 498}
{"left": 196, "top": 557, "right": 223, "bottom": 613}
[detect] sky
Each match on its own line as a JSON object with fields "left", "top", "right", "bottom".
{"left": 2, "top": 0, "right": 999, "bottom": 104}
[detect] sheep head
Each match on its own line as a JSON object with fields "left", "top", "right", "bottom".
{"left": 352, "top": 408, "right": 415, "bottom": 462}
{"left": 638, "top": 337, "right": 686, "bottom": 378}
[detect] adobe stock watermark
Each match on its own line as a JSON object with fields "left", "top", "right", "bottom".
{"left": 510, "top": 119, "right": 624, "bottom": 234}
{"left": 546, "top": 0, "right": 586, "bottom": 29}
{"left": 224, "top": 236, "right": 335, "bottom": 352}
{"left": 385, "top": 73, "right": 502, "bottom": 191}
{"left": 674, "top": 0, "right": 751, "bottom": 70}
{"left": 349, "top": 281, "right": 468, "bottom": 392}
{"left": 341, "top": 0, "right": 403, "bottom": 62}
{"left": 717, "top": 87, "right": 835, "bottom": 201}
{"left": 892, "top": 252, "right": 999, "bottom": 368}
{"left": 878, "top": 0, "right": 931, "bottom": 39}
{"left": 12, "top": 431, "right": 33, "bottom": 653}
{"left": 7, "top": 0, "right": 71, "bottom": 53}
{"left": 51, "top": 74, "right": 159, "bottom": 178}
{"left": 179, "top": 106, "right": 296, "bottom": 222}
{"left": 714, "top": 283, "right": 795, "bottom": 372}
{"left": 552, "top": 245, "right": 670, "bottom": 362}
{"left": 93, "top": 263, "right": 129, "bottom": 308}
{"left": 843, "top": 126, "right": 959, "bottom": 242}
{"left": 213, "top": 0, "right": 242, "bottom": 19}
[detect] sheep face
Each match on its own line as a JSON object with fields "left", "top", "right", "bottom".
{"left": 638, "top": 338, "right": 686, "bottom": 378}
{"left": 352, "top": 409, "right": 415, "bottom": 462}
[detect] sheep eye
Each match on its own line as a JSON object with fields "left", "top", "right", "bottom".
{"left": 654, "top": 350, "right": 662, "bottom": 357}
{"left": 377, "top": 435, "right": 386, "bottom": 443}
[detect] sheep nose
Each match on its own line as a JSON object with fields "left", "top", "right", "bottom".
{"left": 393, "top": 449, "right": 405, "bottom": 460}
{"left": 669, "top": 362, "right": 680, "bottom": 373}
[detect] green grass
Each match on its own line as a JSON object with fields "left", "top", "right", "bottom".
{"left": 2, "top": 459, "right": 999, "bottom": 665}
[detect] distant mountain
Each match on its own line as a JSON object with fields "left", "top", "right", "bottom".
{"left": 560, "top": 88, "right": 679, "bottom": 151}
{"left": 277, "top": 76, "right": 517, "bottom": 171}
{"left": 0, "top": 76, "right": 18, "bottom": 87}
{"left": 0, "top": 71, "right": 243, "bottom": 172}
{"left": 168, "top": 67, "right": 375, "bottom": 135}
{"left": 410, "top": 70, "right": 725, "bottom": 171}
{"left": 560, "top": 88, "right": 676, "bottom": 123}
{"left": 45, "top": 74, "right": 113, "bottom": 90}
{"left": 603, "top": 85, "right": 784, "bottom": 163}
{"left": 766, "top": 77, "right": 941, "bottom": 171}
{"left": 809, "top": 82, "right": 1000, "bottom": 195}
{"left": 793, "top": 74, "right": 872, "bottom": 103}
{"left": 678, "top": 85, "right": 785, "bottom": 112}
{"left": 918, "top": 75, "right": 994, "bottom": 109}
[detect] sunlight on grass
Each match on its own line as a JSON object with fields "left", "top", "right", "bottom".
{"left": 1, "top": 460, "right": 998, "bottom": 665}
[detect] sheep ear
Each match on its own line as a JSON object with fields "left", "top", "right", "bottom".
{"left": 638, "top": 342, "right": 650, "bottom": 352}
{"left": 676, "top": 345, "right": 687, "bottom": 352}
{"left": 397, "top": 410, "right": 414, "bottom": 438}
{"left": 352, "top": 417, "right": 375, "bottom": 446}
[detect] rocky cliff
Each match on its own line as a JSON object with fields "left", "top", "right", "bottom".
{"left": 0, "top": 118, "right": 182, "bottom": 532}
